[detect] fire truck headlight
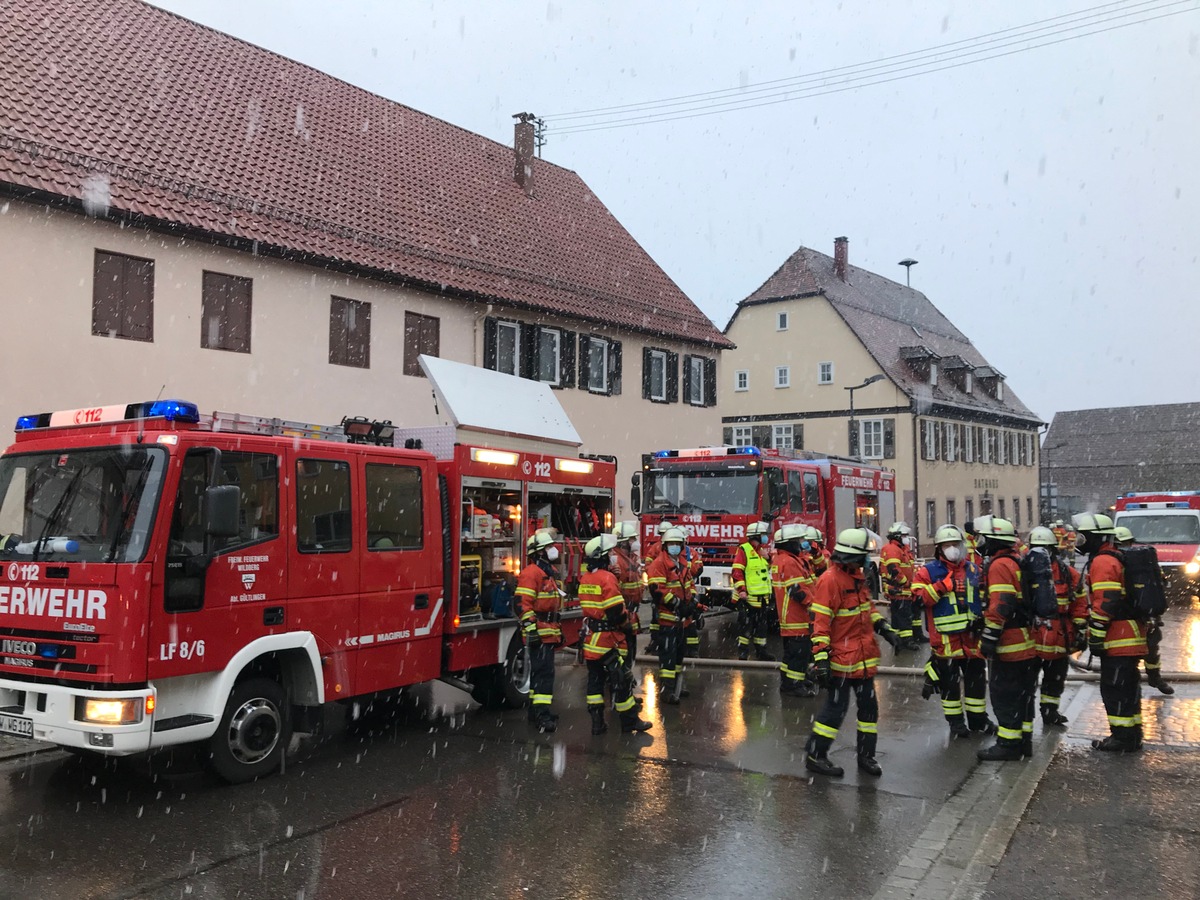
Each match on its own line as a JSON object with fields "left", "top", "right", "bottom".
{"left": 1185, "top": 560, "right": 1200, "bottom": 577}
{"left": 77, "top": 698, "right": 142, "bottom": 725}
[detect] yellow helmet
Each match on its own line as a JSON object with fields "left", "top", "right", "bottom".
{"left": 934, "top": 524, "right": 965, "bottom": 545}
{"left": 974, "top": 515, "right": 1017, "bottom": 544}
{"left": 1113, "top": 525, "right": 1135, "bottom": 544}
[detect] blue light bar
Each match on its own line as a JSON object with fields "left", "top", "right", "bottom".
{"left": 141, "top": 400, "right": 201, "bottom": 423}
{"left": 732, "top": 447, "right": 761, "bottom": 456}
{"left": 15, "top": 414, "right": 43, "bottom": 431}
{"left": 653, "top": 450, "right": 671, "bottom": 458}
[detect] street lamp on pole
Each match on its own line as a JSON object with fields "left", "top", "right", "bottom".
{"left": 898, "top": 258, "right": 918, "bottom": 287}
{"left": 846, "top": 374, "right": 885, "bottom": 458}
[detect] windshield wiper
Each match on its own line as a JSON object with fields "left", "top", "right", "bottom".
{"left": 32, "top": 467, "right": 85, "bottom": 561}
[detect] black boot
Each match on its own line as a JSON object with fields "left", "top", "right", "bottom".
{"left": 977, "top": 741, "right": 1023, "bottom": 761}
{"left": 531, "top": 709, "right": 557, "bottom": 733}
{"left": 857, "top": 754, "right": 882, "bottom": 776}
{"left": 969, "top": 718, "right": 998, "bottom": 736}
{"left": 737, "top": 647, "right": 750, "bottom": 661}
{"left": 948, "top": 720, "right": 971, "bottom": 740}
{"left": 589, "top": 707, "right": 607, "bottom": 736}
{"left": 1021, "top": 735, "right": 1033, "bottom": 759}
{"left": 1148, "top": 670, "right": 1175, "bottom": 695}
{"left": 755, "top": 646, "right": 776, "bottom": 662}
{"left": 619, "top": 709, "right": 652, "bottom": 733}
{"left": 1041, "top": 705, "right": 1069, "bottom": 728}
{"left": 856, "top": 731, "right": 881, "bottom": 775}
{"left": 1092, "top": 734, "right": 1142, "bottom": 752}
{"left": 805, "top": 753, "right": 844, "bottom": 777}
{"left": 798, "top": 681, "right": 819, "bottom": 698}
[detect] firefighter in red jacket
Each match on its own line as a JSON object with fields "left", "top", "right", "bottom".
{"left": 806, "top": 527, "right": 831, "bottom": 578}
{"left": 732, "top": 521, "right": 774, "bottom": 660}
{"left": 645, "top": 528, "right": 694, "bottom": 703}
{"left": 881, "top": 521, "right": 917, "bottom": 650}
{"left": 1075, "top": 513, "right": 1146, "bottom": 751}
{"left": 772, "top": 524, "right": 817, "bottom": 696}
{"left": 911, "top": 524, "right": 995, "bottom": 739}
{"left": 517, "top": 531, "right": 563, "bottom": 733}
{"left": 579, "top": 534, "right": 653, "bottom": 736}
{"left": 611, "top": 520, "right": 644, "bottom": 674}
{"left": 976, "top": 516, "right": 1038, "bottom": 761}
{"left": 1115, "top": 525, "right": 1174, "bottom": 695}
{"left": 805, "top": 528, "right": 901, "bottom": 777}
{"left": 643, "top": 520, "right": 675, "bottom": 653}
{"left": 1028, "top": 526, "right": 1087, "bottom": 727}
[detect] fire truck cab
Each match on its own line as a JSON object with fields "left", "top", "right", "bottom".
{"left": 632, "top": 446, "right": 896, "bottom": 604}
{"left": 1113, "top": 491, "right": 1200, "bottom": 596}
{"left": 0, "top": 358, "right": 614, "bottom": 782}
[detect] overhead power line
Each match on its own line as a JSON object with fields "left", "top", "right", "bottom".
{"left": 545, "top": 0, "right": 1197, "bottom": 136}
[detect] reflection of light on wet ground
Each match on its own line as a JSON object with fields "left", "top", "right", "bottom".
{"left": 1186, "top": 618, "right": 1200, "bottom": 675}
{"left": 714, "top": 669, "right": 748, "bottom": 754}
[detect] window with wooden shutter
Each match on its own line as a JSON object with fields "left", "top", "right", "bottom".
{"left": 329, "top": 296, "right": 370, "bottom": 368}
{"left": 403, "top": 311, "right": 440, "bottom": 376}
{"left": 560, "top": 331, "right": 576, "bottom": 388}
{"left": 92, "top": 249, "right": 154, "bottom": 342}
{"left": 703, "top": 358, "right": 717, "bottom": 407}
{"left": 201, "top": 271, "right": 252, "bottom": 353}
{"left": 794, "top": 423, "right": 805, "bottom": 451}
{"left": 665, "top": 351, "right": 679, "bottom": 402}
{"left": 608, "top": 340, "right": 622, "bottom": 396}
{"left": 883, "top": 418, "right": 896, "bottom": 459}
{"left": 643, "top": 347, "right": 668, "bottom": 402}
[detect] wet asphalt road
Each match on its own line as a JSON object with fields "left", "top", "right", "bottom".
{"left": 0, "top": 599, "right": 1196, "bottom": 900}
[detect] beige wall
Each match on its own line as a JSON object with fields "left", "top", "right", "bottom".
{"left": 0, "top": 200, "right": 719, "bottom": 507}
{"left": 719, "top": 296, "right": 1040, "bottom": 547}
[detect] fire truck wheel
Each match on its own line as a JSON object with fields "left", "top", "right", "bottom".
{"left": 502, "top": 634, "right": 532, "bottom": 709}
{"left": 468, "top": 666, "right": 506, "bottom": 710}
{"left": 207, "top": 678, "right": 290, "bottom": 784}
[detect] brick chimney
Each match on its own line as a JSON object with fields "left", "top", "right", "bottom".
{"left": 834, "top": 236, "right": 848, "bottom": 281}
{"left": 513, "top": 112, "right": 536, "bottom": 197}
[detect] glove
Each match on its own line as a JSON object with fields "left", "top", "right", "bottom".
{"left": 1088, "top": 627, "right": 1106, "bottom": 658}
{"left": 968, "top": 616, "right": 986, "bottom": 636}
{"left": 0, "top": 534, "right": 18, "bottom": 552}
{"left": 921, "top": 660, "right": 940, "bottom": 700}
{"left": 1072, "top": 629, "right": 1088, "bottom": 653}
{"left": 935, "top": 574, "right": 954, "bottom": 595}
{"left": 873, "top": 617, "right": 899, "bottom": 648}
{"left": 979, "top": 624, "right": 1001, "bottom": 659}
{"left": 522, "top": 619, "right": 538, "bottom": 642}
{"left": 813, "top": 652, "right": 830, "bottom": 686}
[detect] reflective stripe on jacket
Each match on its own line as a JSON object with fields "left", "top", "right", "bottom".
{"left": 772, "top": 549, "right": 814, "bottom": 635}
{"left": 810, "top": 562, "right": 882, "bottom": 678}
{"left": 517, "top": 563, "right": 562, "bottom": 643}
{"left": 1034, "top": 559, "right": 1087, "bottom": 658}
{"left": 579, "top": 569, "right": 628, "bottom": 659}
{"left": 880, "top": 538, "right": 913, "bottom": 599}
{"left": 732, "top": 542, "right": 771, "bottom": 599}
{"left": 646, "top": 552, "right": 688, "bottom": 625}
{"left": 912, "top": 558, "right": 983, "bottom": 659}
{"left": 982, "top": 550, "right": 1034, "bottom": 660}
{"left": 1086, "top": 546, "right": 1148, "bottom": 658}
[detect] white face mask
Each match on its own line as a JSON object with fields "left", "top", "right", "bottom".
{"left": 545, "top": 546, "right": 560, "bottom": 562}
{"left": 667, "top": 545, "right": 682, "bottom": 558}
{"left": 631, "top": 540, "right": 641, "bottom": 556}
{"left": 609, "top": 553, "right": 620, "bottom": 568}
{"left": 942, "top": 544, "right": 964, "bottom": 563}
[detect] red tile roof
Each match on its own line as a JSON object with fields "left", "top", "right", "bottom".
{"left": 0, "top": 0, "right": 731, "bottom": 348}
{"left": 731, "top": 245, "right": 1041, "bottom": 424}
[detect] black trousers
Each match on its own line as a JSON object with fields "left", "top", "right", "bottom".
{"left": 1099, "top": 655, "right": 1143, "bottom": 741}
{"left": 989, "top": 658, "right": 1036, "bottom": 746}
{"left": 528, "top": 640, "right": 556, "bottom": 711}
{"left": 1144, "top": 620, "right": 1165, "bottom": 675}
{"left": 657, "top": 624, "right": 684, "bottom": 685}
{"left": 808, "top": 676, "right": 878, "bottom": 758}
{"left": 1038, "top": 656, "right": 1069, "bottom": 707}
{"left": 781, "top": 635, "right": 812, "bottom": 684}
{"left": 934, "top": 655, "right": 989, "bottom": 728}
{"left": 586, "top": 649, "right": 636, "bottom": 715}
{"left": 737, "top": 598, "right": 770, "bottom": 649}
{"left": 889, "top": 596, "right": 914, "bottom": 638}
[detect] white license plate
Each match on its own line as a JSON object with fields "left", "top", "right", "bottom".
{"left": 0, "top": 713, "right": 33, "bottom": 738}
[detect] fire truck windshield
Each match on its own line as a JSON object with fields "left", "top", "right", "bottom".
{"left": 643, "top": 468, "right": 759, "bottom": 516}
{"left": 1115, "top": 514, "right": 1200, "bottom": 544}
{"left": 0, "top": 446, "right": 167, "bottom": 563}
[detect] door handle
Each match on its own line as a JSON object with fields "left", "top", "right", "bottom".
{"left": 263, "top": 606, "right": 284, "bottom": 626}
{"left": 414, "top": 594, "right": 429, "bottom": 610}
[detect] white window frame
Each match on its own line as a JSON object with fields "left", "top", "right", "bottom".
{"left": 648, "top": 349, "right": 667, "bottom": 401}
{"left": 923, "top": 419, "right": 938, "bottom": 460}
{"left": 587, "top": 337, "right": 609, "bottom": 393}
{"left": 818, "top": 362, "right": 834, "bottom": 385}
{"left": 495, "top": 320, "right": 520, "bottom": 377}
{"left": 944, "top": 422, "right": 958, "bottom": 462}
{"left": 773, "top": 423, "right": 794, "bottom": 451}
{"left": 734, "top": 369, "right": 749, "bottom": 392}
{"left": 732, "top": 426, "right": 753, "bottom": 448}
{"left": 860, "top": 419, "right": 884, "bottom": 460}
{"left": 538, "top": 327, "right": 561, "bottom": 386}
{"left": 687, "top": 355, "right": 705, "bottom": 405}
{"left": 777, "top": 311, "right": 789, "bottom": 331}
{"left": 964, "top": 371, "right": 973, "bottom": 395}
{"left": 997, "top": 429, "right": 1008, "bottom": 465}
{"left": 929, "top": 362, "right": 938, "bottom": 386}
{"left": 775, "top": 366, "right": 790, "bottom": 389}
{"left": 964, "top": 424, "right": 975, "bottom": 463}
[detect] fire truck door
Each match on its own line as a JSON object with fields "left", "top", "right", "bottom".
{"left": 355, "top": 459, "right": 443, "bottom": 694}
{"left": 152, "top": 448, "right": 288, "bottom": 680}
{"left": 289, "top": 454, "right": 361, "bottom": 698}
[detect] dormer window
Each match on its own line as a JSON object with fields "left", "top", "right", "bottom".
{"left": 964, "top": 372, "right": 972, "bottom": 394}
{"left": 974, "top": 366, "right": 1005, "bottom": 400}
{"left": 929, "top": 362, "right": 938, "bottom": 387}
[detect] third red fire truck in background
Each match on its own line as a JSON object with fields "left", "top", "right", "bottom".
{"left": 1113, "top": 491, "right": 1200, "bottom": 597}
{"left": 632, "top": 446, "right": 896, "bottom": 604}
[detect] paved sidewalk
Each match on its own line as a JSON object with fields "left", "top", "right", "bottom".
{"left": 983, "top": 683, "right": 1200, "bottom": 899}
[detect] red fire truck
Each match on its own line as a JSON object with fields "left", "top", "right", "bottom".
{"left": 632, "top": 446, "right": 896, "bottom": 603}
{"left": 1113, "top": 491, "right": 1200, "bottom": 596}
{"left": 0, "top": 393, "right": 613, "bottom": 782}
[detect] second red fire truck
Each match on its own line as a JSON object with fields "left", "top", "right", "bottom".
{"left": 632, "top": 446, "right": 896, "bottom": 603}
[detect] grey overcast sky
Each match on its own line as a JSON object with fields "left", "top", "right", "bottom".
{"left": 153, "top": 0, "right": 1200, "bottom": 426}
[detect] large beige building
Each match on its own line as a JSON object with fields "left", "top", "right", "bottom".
{"left": 0, "top": 0, "right": 729, "bottom": 498}
{"left": 723, "top": 238, "right": 1042, "bottom": 551}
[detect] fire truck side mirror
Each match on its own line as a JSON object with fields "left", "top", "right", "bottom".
{"left": 204, "top": 485, "right": 242, "bottom": 538}
{"left": 630, "top": 473, "right": 642, "bottom": 516}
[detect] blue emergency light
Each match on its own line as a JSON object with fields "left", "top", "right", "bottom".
{"left": 140, "top": 400, "right": 201, "bottom": 423}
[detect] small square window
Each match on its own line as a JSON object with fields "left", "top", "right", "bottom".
{"left": 777, "top": 311, "right": 789, "bottom": 331}
{"left": 775, "top": 366, "right": 790, "bottom": 389}
{"left": 732, "top": 426, "right": 753, "bottom": 448}
{"left": 773, "top": 424, "right": 794, "bottom": 451}
{"left": 818, "top": 362, "right": 834, "bottom": 385}
{"left": 734, "top": 370, "right": 748, "bottom": 392}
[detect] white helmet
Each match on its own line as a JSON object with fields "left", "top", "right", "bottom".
{"left": 528, "top": 530, "right": 558, "bottom": 553}
{"left": 777, "top": 523, "right": 808, "bottom": 543}
{"left": 745, "top": 521, "right": 771, "bottom": 538}
{"left": 612, "top": 520, "right": 639, "bottom": 542}
{"left": 661, "top": 527, "right": 687, "bottom": 545}
{"left": 934, "top": 524, "right": 965, "bottom": 545}
{"left": 805, "top": 526, "right": 824, "bottom": 545}
{"left": 974, "top": 515, "right": 1018, "bottom": 544}
{"left": 887, "top": 521, "right": 911, "bottom": 538}
{"left": 1072, "top": 512, "right": 1115, "bottom": 535}
{"left": 1028, "top": 526, "right": 1058, "bottom": 548}
{"left": 585, "top": 533, "right": 619, "bottom": 559}
{"left": 833, "top": 528, "right": 872, "bottom": 556}
{"left": 656, "top": 520, "right": 676, "bottom": 536}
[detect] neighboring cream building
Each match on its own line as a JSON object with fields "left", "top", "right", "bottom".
{"left": 0, "top": 0, "right": 729, "bottom": 495}
{"left": 722, "top": 238, "right": 1042, "bottom": 551}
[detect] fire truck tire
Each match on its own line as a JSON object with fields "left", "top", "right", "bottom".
{"left": 207, "top": 678, "right": 291, "bottom": 784}
{"left": 468, "top": 665, "right": 506, "bottom": 710}
{"left": 502, "top": 634, "right": 533, "bottom": 709}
